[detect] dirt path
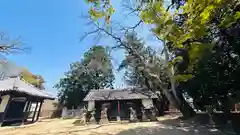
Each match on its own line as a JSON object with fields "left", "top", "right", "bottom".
{"left": 0, "top": 116, "right": 230, "bottom": 135}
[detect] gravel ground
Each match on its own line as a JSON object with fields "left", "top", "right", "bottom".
{"left": 0, "top": 115, "right": 230, "bottom": 135}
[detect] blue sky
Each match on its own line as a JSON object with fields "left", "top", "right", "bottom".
{"left": 0, "top": 0, "right": 162, "bottom": 96}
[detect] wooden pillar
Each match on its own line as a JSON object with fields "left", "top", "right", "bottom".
{"left": 31, "top": 102, "right": 39, "bottom": 123}
{"left": 22, "top": 100, "right": 31, "bottom": 125}
{"left": 0, "top": 95, "right": 12, "bottom": 127}
{"left": 36, "top": 101, "right": 43, "bottom": 121}
{"left": 117, "top": 100, "right": 121, "bottom": 121}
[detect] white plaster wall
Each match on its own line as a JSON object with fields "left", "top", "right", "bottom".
{"left": 61, "top": 107, "right": 68, "bottom": 118}
{"left": 33, "top": 102, "right": 41, "bottom": 121}
{"left": 88, "top": 101, "right": 95, "bottom": 111}
{"left": 0, "top": 95, "right": 10, "bottom": 112}
{"left": 30, "top": 103, "right": 37, "bottom": 111}
{"left": 142, "top": 99, "right": 154, "bottom": 109}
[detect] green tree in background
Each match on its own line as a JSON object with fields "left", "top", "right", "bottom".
{"left": 20, "top": 69, "right": 45, "bottom": 90}
{"left": 0, "top": 59, "right": 45, "bottom": 90}
{"left": 119, "top": 33, "right": 171, "bottom": 114}
{"left": 55, "top": 45, "right": 114, "bottom": 109}
{"left": 118, "top": 32, "right": 168, "bottom": 90}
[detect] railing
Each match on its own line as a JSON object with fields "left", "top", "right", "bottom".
{"left": 61, "top": 108, "right": 85, "bottom": 118}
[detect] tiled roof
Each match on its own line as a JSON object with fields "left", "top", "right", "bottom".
{"left": 83, "top": 87, "right": 158, "bottom": 101}
{"left": 0, "top": 77, "right": 55, "bottom": 99}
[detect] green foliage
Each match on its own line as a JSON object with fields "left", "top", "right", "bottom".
{"left": 86, "top": 0, "right": 115, "bottom": 24}
{"left": 176, "top": 0, "right": 240, "bottom": 112}
{"left": 86, "top": 0, "right": 240, "bottom": 118}
{"left": 21, "top": 69, "right": 45, "bottom": 90}
{"left": 119, "top": 32, "right": 170, "bottom": 93}
{"left": 86, "top": 0, "right": 239, "bottom": 70}
{"left": 55, "top": 45, "right": 114, "bottom": 108}
{"left": 180, "top": 46, "right": 240, "bottom": 111}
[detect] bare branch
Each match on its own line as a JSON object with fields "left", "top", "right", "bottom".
{"left": 121, "top": 0, "right": 142, "bottom": 16}
{"left": 79, "top": 14, "right": 168, "bottom": 90}
{"left": 0, "top": 32, "right": 29, "bottom": 54}
{"left": 80, "top": 29, "right": 100, "bottom": 42}
{"left": 117, "top": 20, "right": 143, "bottom": 32}
{"left": 166, "top": 3, "right": 174, "bottom": 11}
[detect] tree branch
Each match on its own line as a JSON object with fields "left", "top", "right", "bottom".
{"left": 0, "top": 32, "right": 28, "bottom": 54}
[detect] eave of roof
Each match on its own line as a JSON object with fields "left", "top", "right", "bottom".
{"left": 0, "top": 77, "right": 55, "bottom": 100}
{"left": 83, "top": 87, "right": 158, "bottom": 101}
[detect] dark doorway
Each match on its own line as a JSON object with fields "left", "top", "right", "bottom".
{"left": 2, "top": 98, "right": 26, "bottom": 126}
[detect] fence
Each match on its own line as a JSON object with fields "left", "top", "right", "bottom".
{"left": 61, "top": 108, "right": 85, "bottom": 118}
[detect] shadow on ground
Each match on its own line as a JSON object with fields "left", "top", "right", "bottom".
{"left": 116, "top": 127, "right": 223, "bottom": 135}
{"left": 1, "top": 115, "right": 237, "bottom": 135}
{"left": 116, "top": 117, "right": 233, "bottom": 135}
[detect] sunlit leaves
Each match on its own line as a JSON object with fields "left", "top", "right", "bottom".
{"left": 107, "top": 6, "right": 115, "bottom": 15}
{"left": 89, "top": 7, "right": 104, "bottom": 20}
{"left": 21, "top": 69, "right": 45, "bottom": 90}
{"left": 219, "top": 11, "right": 240, "bottom": 28}
{"left": 139, "top": 0, "right": 238, "bottom": 81}
{"left": 86, "top": 0, "right": 115, "bottom": 25}
{"left": 236, "top": 11, "right": 240, "bottom": 19}
{"left": 174, "top": 74, "right": 193, "bottom": 82}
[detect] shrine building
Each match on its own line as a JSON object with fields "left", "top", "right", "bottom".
{"left": 83, "top": 87, "right": 160, "bottom": 121}
{"left": 0, "top": 77, "right": 55, "bottom": 127}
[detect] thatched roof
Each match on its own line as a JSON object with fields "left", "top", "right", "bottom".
{"left": 83, "top": 87, "right": 158, "bottom": 101}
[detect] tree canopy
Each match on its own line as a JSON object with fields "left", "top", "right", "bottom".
{"left": 84, "top": 0, "right": 240, "bottom": 119}
{"left": 118, "top": 32, "right": 169, "bottom": 90}
{"left": 55, "top": 45, "right": 114, "bottom": 108}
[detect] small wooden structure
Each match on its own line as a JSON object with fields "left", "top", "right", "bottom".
{"left": 83, "top": 87, "right": 159, "bottom": 122}
{"left": 0, "top": 77, "right": 55, "bottom": 127}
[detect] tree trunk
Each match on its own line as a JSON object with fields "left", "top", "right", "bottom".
{"left": 163, "top": 40, "right": 196, "bottom": 118}
{"left": 178, "top": 92, "right": 196, "bottom": 118}
{"left": 162, "top": 88, "right": 180, "bottom": 109}
{"left": 162, "top": 87, "right": 196, "bottom": 118}
{"left": 223, "top": 97, "right": 232, "bottom": 124}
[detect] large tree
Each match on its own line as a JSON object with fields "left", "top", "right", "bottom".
{"left": 176, "top": 4, "right": 240, "bottom": 120}
{"left": 84, "top": 0, "right": 240, "bottom": 119}
{"left": 55, "top": 45, "right": 114, "bottom": 108}
{"left": 119, "top": 32, "right": 171, "bottom": 114}
{"left": 84, "top": 1, "right": 196, "bottom": 118}
{"left": 118, "top": 33, "right": 168, "bottom": 89}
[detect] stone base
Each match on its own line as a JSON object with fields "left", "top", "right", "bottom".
{"left": 89, "top": 116, "right": 96, "bottom": 124}
{"left": 129, "top": 119, "right": 138, "bottom": 123}
{"left": 142, "top": 115, "right": 149, "bottom": 122}
{"left": 129, "top": 117, "right": 138, "bottom": 123}
{"left": 149, "top": 116, "right": 157, "bottom": 121}
{"left": 72, "top": 119, "right": 86, "bottom": 126}
{"left": 117, "top": 116, "right": 121, "bottom": 121}
{"left": 99, "top": 118, "right": 109, "bottom": 124}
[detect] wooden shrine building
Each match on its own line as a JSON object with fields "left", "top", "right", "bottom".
{"left": 0, "top": 77, "right": 55, "bottom": 127}
{"left": 83, "top": 87, "right": 159, "bottom": 121}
